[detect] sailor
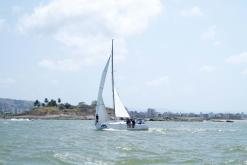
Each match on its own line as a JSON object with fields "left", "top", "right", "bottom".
{"left": 95, "top": 114, "right": 99, "bottom": 124}
{"left": 126, "top": 118, "right": 131, "bottom": 128}
{"left": 132, "top": 119, "right": 135, "bottom": 128}
{"left": 137, "top": 119, "right": 143, "bottom": 124}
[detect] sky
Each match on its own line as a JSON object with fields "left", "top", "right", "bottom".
{"left": 0, "top": 0, "right": 247, "bottom": 113}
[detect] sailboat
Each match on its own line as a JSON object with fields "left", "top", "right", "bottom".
{"left": 95, "top": 40, "right": 148, "bottom": 130}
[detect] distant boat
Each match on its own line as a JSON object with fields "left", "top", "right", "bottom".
{"left": 95, "top": 40, "right": 148, "bottom": 130}
{"left": 212, "top": 120, "right": 224, "bottom": 122}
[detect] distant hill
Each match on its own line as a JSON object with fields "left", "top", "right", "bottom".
{"left": 0, "top": 98, "right": 33, "bottom": 114}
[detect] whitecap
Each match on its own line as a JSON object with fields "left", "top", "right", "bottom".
{"left": 148, "top": 128, "right": 167, "bottom": 134}
{"left": 54, "top": 152, "right": 113, "bottom": 165}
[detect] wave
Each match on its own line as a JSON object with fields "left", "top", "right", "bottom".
{"left": 102, "top": 128, "right": 128, "bottom": 132}
{"left": 54, "top": 152, "right": 114, "bottom": 165}
{"left": 226, "top": 145, "right": 247, "bottom": 153}
{"left": 148, "top": 128, "right": 167, "bottom": 134}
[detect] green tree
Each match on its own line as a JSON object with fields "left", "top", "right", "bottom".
{"left": 64, "top": 103, "right": 72, "bottom": 109}
{"left": 34, "top": 100, "right": 40, "bottom": 107}
{"left": 58, "top": 103, "right": 65, "bottom": 110}
{"left": 48, "top": 99, "right": 57, "bottom": 107}
{"left": 91, "top": 100, "right": 97, "bottom": 108}
{"left": 44, "top": 98, "right": 49, "bottom": 106}
{"left": 78, "top": 102, "right": 89, "bottom": 108}
{"left": 58, "top": 98, "right": 61, "bottom": 104}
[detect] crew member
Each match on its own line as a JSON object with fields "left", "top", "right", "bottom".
{"left": 126, "top": 118, "right": 131, "bottom": 128}
{"left": 95, "top": 114, "right": 99, "bottom": 124}
{"left": 132, "top": 119, "right": 135, "bottom": 128}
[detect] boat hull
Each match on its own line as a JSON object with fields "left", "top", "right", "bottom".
{"left": 95, "top": 121, "right": 148, "bottom": 131}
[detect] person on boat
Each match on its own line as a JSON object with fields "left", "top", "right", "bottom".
{"left": 132, "top": 119, "right": 135, "bottom": 128}
{"left": 126, "top": 118, "right": 131, "bottom": 128}
{"left": 95, "top": 114, "right": 99, "bottom": 124}
{"left": 137, "top": 119, "right": 144, "bottom": 124}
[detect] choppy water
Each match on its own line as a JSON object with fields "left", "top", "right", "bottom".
{"left": 0, "top": 120, "right": 247, "bottom": 165}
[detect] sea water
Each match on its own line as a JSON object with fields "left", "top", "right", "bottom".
{"left": 0, "top": 120, "right": 247, "bottom": 165}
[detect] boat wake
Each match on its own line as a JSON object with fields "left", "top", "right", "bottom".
{"left": 9, "top": 118, "right": 31, "bottom": 121}
{"left": 102, "top": 128, "right": 127, "bottom": 132}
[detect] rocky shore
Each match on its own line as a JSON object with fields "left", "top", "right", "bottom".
{"left": 1, "top": 113, "right": 204, "bottom": 122}
{"left": 1, "top": 114, "right": 95, "bottom": 120}
{"left": 0, "top": 107, "right": 242, "bottom": 122}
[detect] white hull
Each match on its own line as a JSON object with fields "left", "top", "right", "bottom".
{"left": 95, "top": 121, "right": 148, "bottom": 131}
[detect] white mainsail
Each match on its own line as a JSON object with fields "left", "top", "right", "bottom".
{"left": 95, "top": 56, "right": 111, "bottom": 124}
{"left": 114, "top": 88, "right": 130, "bottom": 118}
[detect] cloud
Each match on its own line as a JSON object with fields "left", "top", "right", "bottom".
{"left": 0, "top": 78, "right": 16, "bottom": 86}
{"left": 51, "top": 79, "right": 59, "bottom": 85}
{"left": 17, "top": 0, "right": 162, "bottom": 71}
{"left": 213, "top": 41, "right": 221, "bottom": 46}
{"left": 241, "top": 68, "right": 247, "bottom": 75}
{"left": 180, "top": 6, "right": 203, "bottom": 17}
{"left": 11, "top": 6, "right": 23, "bottom": 15}
{"left": 39, "top": 59, "right": 82, "bottom": 72}
{"left": 0, "top": 19, "right": 8, "bottom": 32}
{"left": 201, "top": 25, "right": 216, "bottom": 40}
{"left": 226, "top": 52, "right": 247, "bottom": 76}
{"left": 201, "top": 25, "right": 221, "bottom": 46}
{"left": 199, "top": 65, "right": 215, "bottom": 73}
{"left": 225, "top": 52, "right": 247, "bottom": 64}
{"left": 145, "top": 76, "right": 170, "bottom": 87}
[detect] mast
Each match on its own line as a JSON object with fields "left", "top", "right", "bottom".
{"left": 111, "top": 39, "right": 116, "bottom": 119}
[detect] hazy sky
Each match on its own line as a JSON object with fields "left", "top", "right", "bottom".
{"left": 0, "top": 0, "right": 247, "bottom": 113}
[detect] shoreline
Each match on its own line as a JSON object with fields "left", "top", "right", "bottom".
{"left": 0, "top": 114, "right": 95, "bottom": 120}
{"left": 0, "top": 115, "right": 243, "bottom": 122}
